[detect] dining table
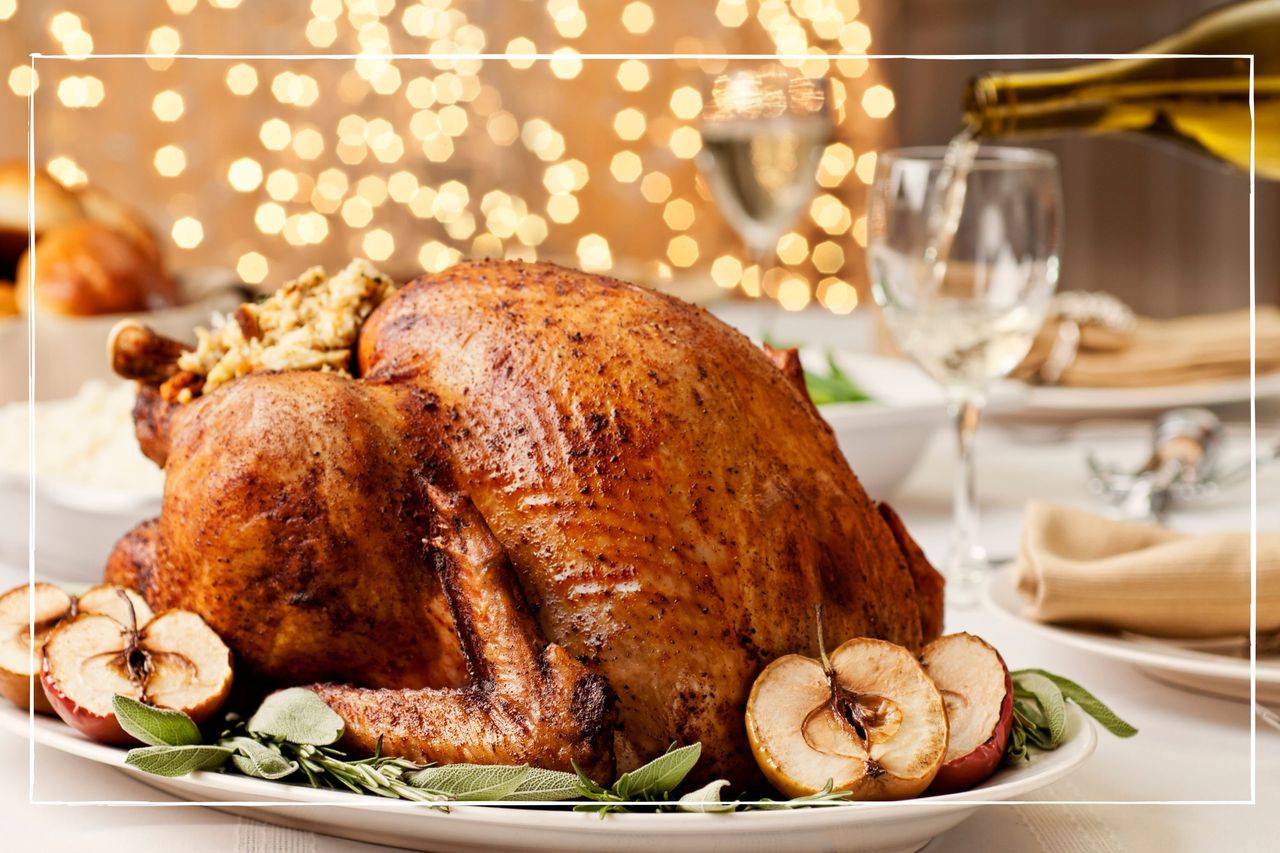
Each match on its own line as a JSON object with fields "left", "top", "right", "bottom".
{"left": 1, "top": 338, "right": 1277, "bottom": 851}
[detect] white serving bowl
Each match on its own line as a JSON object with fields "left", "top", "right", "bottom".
{"left": 0, "top": 473, "right": 160, "bottom": 582}
{"left": 815, "top": 352, "right": 1033, "bottom": 499}
{"left": 803, "top": 351, "right": 949, "bottom": 500}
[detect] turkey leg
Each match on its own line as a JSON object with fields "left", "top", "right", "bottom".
{"left": 310, "top": 485, "right": 617, "bottom": 780}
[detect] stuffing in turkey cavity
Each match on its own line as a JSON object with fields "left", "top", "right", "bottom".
{"left": 170, "top": 259, "right": 396, "bottom": 402}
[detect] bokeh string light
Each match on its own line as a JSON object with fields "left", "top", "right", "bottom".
{"left": 2, "top": 0, "right": 892, "bottom": 313}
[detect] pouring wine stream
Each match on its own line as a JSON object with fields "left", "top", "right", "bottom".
{"left": 922, "top": 124, "right": 980, "bottom": 294}
{"left": 926, "top": 125, "right": 990, "bottom": 599}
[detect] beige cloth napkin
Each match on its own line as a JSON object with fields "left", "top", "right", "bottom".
{"left": 1018, "top": 306, "right": 1280, "bottom": 388}
{"left": 1014, "top": 501, "right": 1280, "bottom": 638}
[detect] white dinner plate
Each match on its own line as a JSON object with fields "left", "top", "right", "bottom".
{"left": 1020, "top": 372, "right": 1280, "bottom": 417}
{"left": 1, "top": 702, "right": 1096, "bottom": 853}
{"left": 985, "top": 568, "right": 1280, "bottom": 703}
{"left": 801, "top": 350, "right": 1279, "bottom": 421}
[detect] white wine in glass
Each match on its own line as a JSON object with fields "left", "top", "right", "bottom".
{"left": 868, "top": 146, "right": 1063, "bottom": 603}
{"left": 698, "top": 66, "right": 831, "bottom": 297}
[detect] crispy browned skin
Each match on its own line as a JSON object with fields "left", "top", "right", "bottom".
{"left": 877, "top": 502, "right": 946, "bottom": 643}
{"left": 108, "top": 320, "right": 189, "bottom": 388}
{"left": 315, "top": 485, "right": 615, "bottom": 781}
{"left": 106, "top": 260, "right": 943, "bottom": 785}
{"left": 761, "top": 343, "right": 814, "bottom": 413}
{"left": 102, "top": 517, "right": 161, "bottom": 597}
{"left": 111, "top": 371, "right": 468, "bottom": 691}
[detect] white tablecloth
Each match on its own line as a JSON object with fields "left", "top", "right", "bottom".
{"left": 3, "top": 418, "right": 1278, "bottom": 851}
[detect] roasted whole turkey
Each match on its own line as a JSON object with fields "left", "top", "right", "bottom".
{"left": 105, "top": 260, "right": 943, "bottom": 786}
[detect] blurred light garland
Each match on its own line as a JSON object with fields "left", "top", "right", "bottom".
{"left": 3, "top": 0, "right": 891, "bottom": 313}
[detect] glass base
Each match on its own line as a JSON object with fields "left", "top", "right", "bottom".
{"left": 944, "top": 543, "right": 990, "bottom": 608}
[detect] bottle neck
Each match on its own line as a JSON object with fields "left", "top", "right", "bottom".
{"left": 965, "top": 64, "right": 1143, "bottom": 138}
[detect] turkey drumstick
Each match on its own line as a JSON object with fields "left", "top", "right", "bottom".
{"left": 311, "top": 484, "right": 617, "bottom": 781}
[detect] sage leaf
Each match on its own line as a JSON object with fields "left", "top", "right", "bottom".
{"left": 571, "top": 761, "right": 608, "bottom": 797}
{"left": 613, "top": 743, "right": 701, "bottom": 799}
{"left": 1013, "top": 672, "right": 1067, "bottom": 746}
{"left": 678, "top": 778, "right": 735, "bottom": 813}
{"left": 126, "top": 745, "right": 233, "bottom": 777}
{"left": 1020, "top": 669, "right": 1138, "bottom": 738}
{"left": 112, "top": 696, "right": 202, "bottom": 747}
{"left": 225, "top": 736, "right": 297, "bottom": 780}
{"left": 408, "top": 764, "right": 531, "bottom": 800}
{"left": 508, "top": 767, "right": 581, "bottom": 801}
{"left": 1004, "top": 668, "right": 1138, "bottom": 766}
{"left": 1005, "top": 725, "right": 1029, "bottom": 765}
{"left": 247, "top": 688, "right": 344, "bottom": 745}
{"left": 1024, "top": 724, "right": 1058, "bottom": 750}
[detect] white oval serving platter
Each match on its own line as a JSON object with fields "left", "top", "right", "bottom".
{"left": 0, "top": 702, "right": 1096, "bottom": 853}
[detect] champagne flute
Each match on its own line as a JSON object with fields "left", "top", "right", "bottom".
{"left": 867, "top": 145, "right": 1063, "bottom": 604}
{"left": 697, "top": 65, "right": 831, "bottom": 311}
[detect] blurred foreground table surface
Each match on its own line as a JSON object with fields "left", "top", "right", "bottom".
{"left": 2, "top": 418, "right": 1277, "bottom": 851}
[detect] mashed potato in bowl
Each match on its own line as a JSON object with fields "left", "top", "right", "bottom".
{"left": 0, "top": 379, "right": 162, "bottom": 495}
{"left": 0, "top": 380, "right": 162, "bottom": 579}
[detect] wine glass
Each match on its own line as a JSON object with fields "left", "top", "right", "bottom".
{"left": 867, "top": 145, "right": 1063, "bottom": 604}
{"left": 697, "top": 65, "right": 831, "bottom": 308}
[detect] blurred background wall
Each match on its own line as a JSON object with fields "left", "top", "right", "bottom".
{"left": 0, "top": 0, "right": 1270, "bottom": 317}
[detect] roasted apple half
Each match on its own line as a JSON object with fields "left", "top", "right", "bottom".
{"left": 921, "top": 632, "right": 1013, "bottom": 794}
{"left": 75, "top": 584, "right": 154, "bottom": 628}
{"left": 746, "top": 637, "right": 949, "bottom": 800}
{"left": 41, "top": 608, "right": 233, "bottom": 744}
{"left": 0, "top": 583, "right": 74, "bottom": 712}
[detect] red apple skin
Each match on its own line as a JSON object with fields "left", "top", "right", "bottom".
{"left": 927, "top": 666, "right": 1014, "bottom": 795}
{"left": 39, "top": 661, "right": 135, "bottom": 746}
{"left": 37, "top": 609, "right": 234, "bottom": 745}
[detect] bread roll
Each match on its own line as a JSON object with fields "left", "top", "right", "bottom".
{"left": 76, "top": 187, "right": 162, "bottom": 263}
{"left": 0, "top": 281, "right": 16, "bottom": 317}
{"left": 16, "top": 220, "right": 177, "bottom": 316}
{"left": 0, "top": 162, "right": 84, "bottom": 279}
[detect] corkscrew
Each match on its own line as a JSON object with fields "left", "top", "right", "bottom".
{"left": 1086, "top": 408, "right": 1277, "bottom": 520}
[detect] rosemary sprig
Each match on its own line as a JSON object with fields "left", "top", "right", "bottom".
{"left": 747, "top": 780, "right": 853, "bottom": 810}
{"left": 287, "top": 741, "right": 439, "bottom": 802}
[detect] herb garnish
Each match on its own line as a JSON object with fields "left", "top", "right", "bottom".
{"left": 117, "top": 691, "right": 434, "bottom": 801}
{"left": 1005, "top": 669, "right": 1137, "bottom": 764}
{"left": 115, "top": 667, "right": 1134, "bottom": 811}
{"left": 760, "top": 338, "right": 873, "bottom": 406}
{"left": 804, "top": 351, "right": 872, "bottom": 406}
{"left": 115, "top": 691, "right": 850, "bottom": 811}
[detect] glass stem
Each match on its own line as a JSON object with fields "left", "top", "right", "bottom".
{"left": 747, "top": 244, "right": 776, "bottom": 342}
{"left": 948, "top": 395, "right": 988, "bottom": 603}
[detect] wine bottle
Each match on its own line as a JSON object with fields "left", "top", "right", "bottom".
{"left": 964, "top": 0, "right": 1280, "bottom": 179}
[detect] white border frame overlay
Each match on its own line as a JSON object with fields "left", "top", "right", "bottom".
{"left": 24, "top": 51, "right": 1258, "bottom": 811}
